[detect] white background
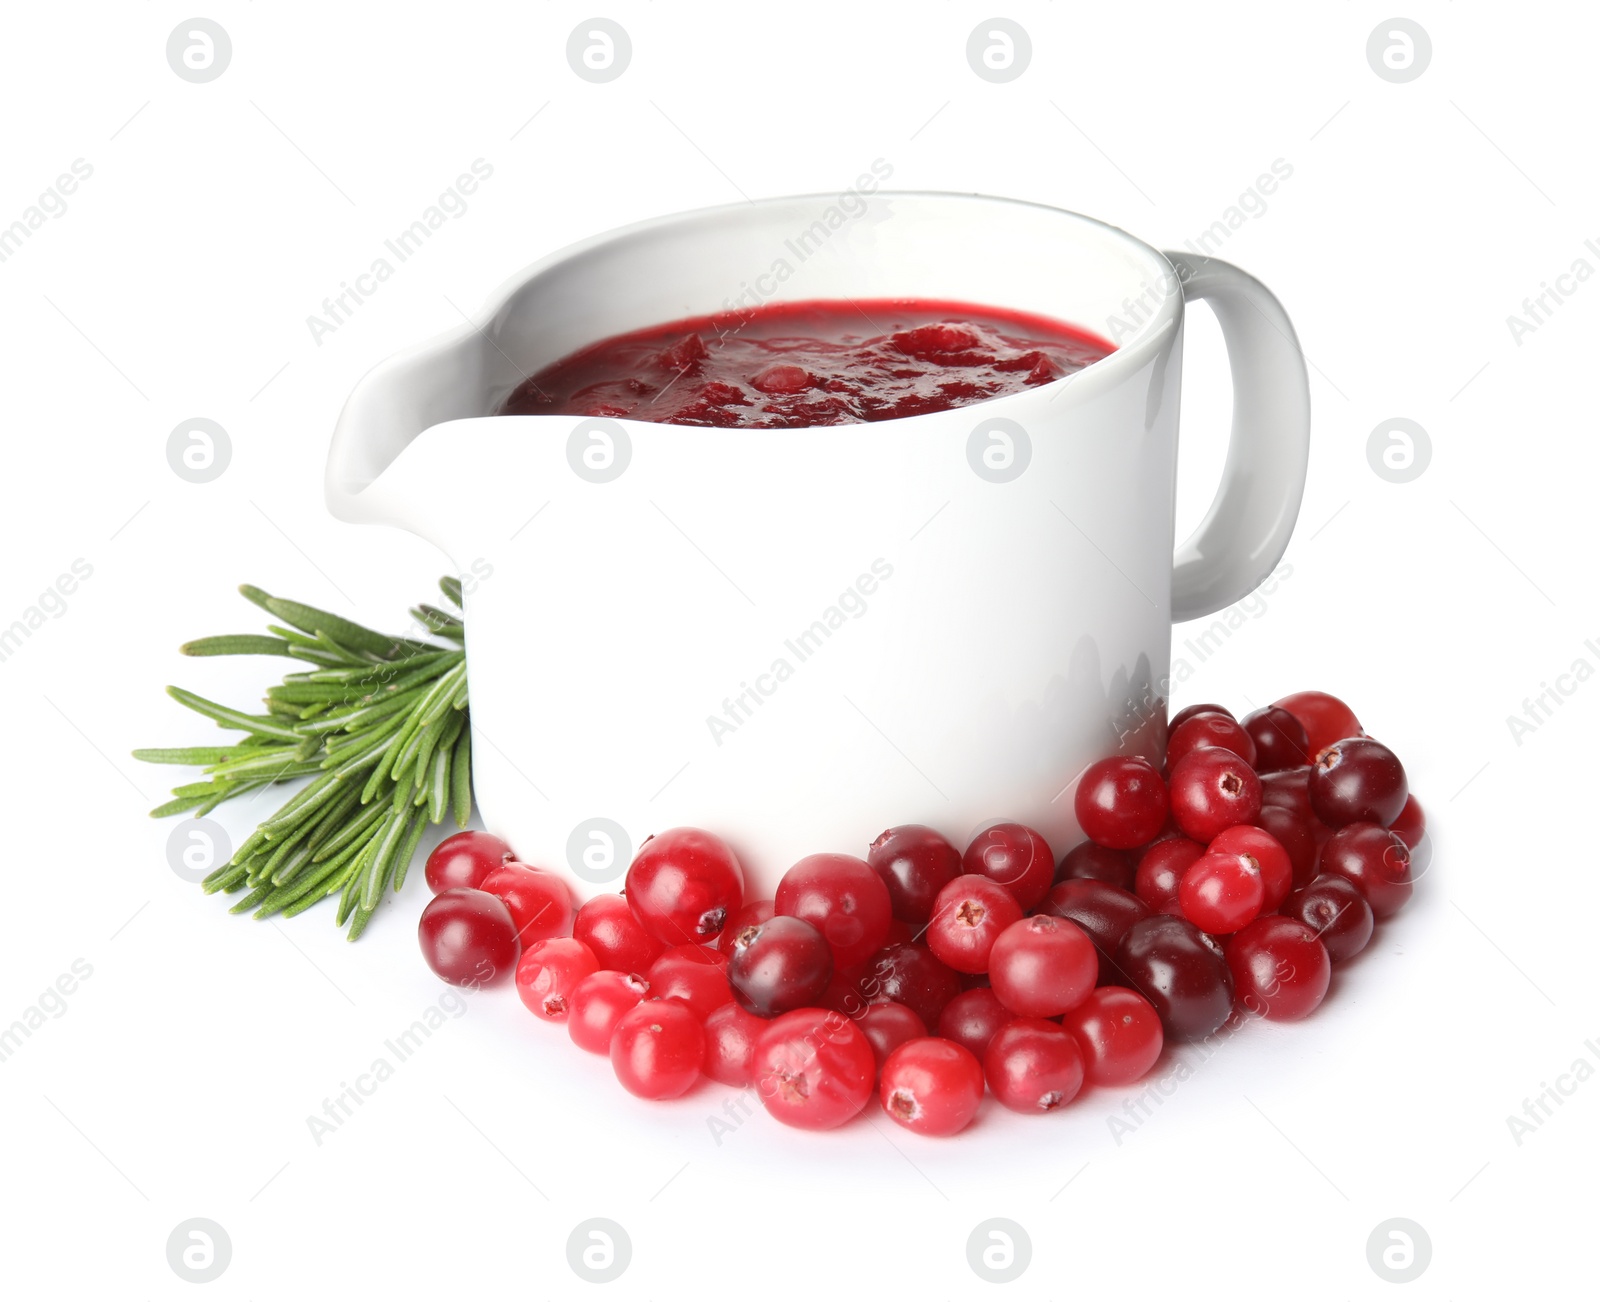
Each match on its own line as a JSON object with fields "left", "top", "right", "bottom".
{"left": 2, "top": 3, "right": 1594, "bottom": 1297}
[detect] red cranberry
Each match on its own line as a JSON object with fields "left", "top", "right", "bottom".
{"left": 726, "top": 915, "right": 833, "bottom": 1017}
{"left": 775, "top": 853, "right": 892, "bottom": 970}
{"left": 1179, "top": 851, "right": 1264, "bottom": 935}
{"left": 1074, "top": 756, "right": 1169, "bottom": 849}
{"left": 1254, "top": 804, "right": 1320, "bottom": 890}
{"left": 880, "top": 1038, "right": 984, "bottom": 1136}
{"left": 1273, "top": 690, "right": 1362, "bottom": 755}
{"left": 1169, "top": 746, "right": 1262, "bottom": 842}
{"left": 1241, "top": 705, "right": 1311, "bottom": 773}
{"left": 647, "top": 949, "right": 733, "bottom": 1020}
{"left": 417, "top": 888, "right": 519, "bottom": 986}
{"left": 1134, "top": 837, "right": 1204, "bottom": 916}
{"left": 574, "top": 893, "right": 665, "bottom": 974}
{"left": 1037, "top": 879, "right": 1150, "bottom": 984}
{"left": 1309, "top": 737, "right": 1408, "bottom": 827}
{"left": 1170, "top": 703, "right": 1234, "bottom": 730}
{"left": 857, "top": 1001, "right": 928, "bottom": 1071}
{"left": 1167, "top": 713, "right": 1257, "bottom": 769}
{"left": 962, "top": 822, "right": 1055, "bottom": 910}
{"left": 1389, "top": 794, "right": 1426, "bottom": 849}
{"left": 861, "top": 943, "right": 961, "bottom": 1028}
{"left": 702, "top": 1002, "right": 768, "bottom": 1086}
{"left": 937, "top": 986, "right": 1015, "bottom": 1059}
{"left": 1114, "top": 915, "right": 1234, "bottom": 1041}
{"left": 1061, "top": 986, "right": 1164, "bottom": 1086}
{"left": 926, "top": 875, "right": 1024, "bottom": 974}
{"left": 480, "top": 863, "right": 574, "bottom": 946}
{"left": 1226, "top": 916, "right": 1331, "bottom": 1021}
{"left": 1280, "top": 874, "right": 1374, "bottom": 963}
{"left": 424, "top": 830, "right": 512, "bottom": 893}
{"left": 868, "top": 824, "right": 962, "bottom": 924}
{"left": 516, "top": 937, "right": 600, "bottom": 1022}
{"left": 1207, "top": 824, "right": 1293, "bottom": 911}
{"left": 568, "top": 970, "right": 649, "bottom": 1053}
{"left": 1054, "top": 840, "right": 1135, "bottom": 890}
{"left": 983, "top": 1018, "right": 1085, "bottom": 1113}
{"left": 610, "top": 1000, "right": 705, "bottom": 1099}
{"left": 988, "top": 915, "right": 1097, "bottom": 1017}
{"left": 717, "top": 899, "right": 775, "bottom": 956}
{"left": 752, "top": 1008, "right": 876, "bottom": 1130}
{"left": 1319, "top": 823, "right": 1413, "bottom": 919}
{"left": 625, "top": 827, "right": 745, "bottom": 946}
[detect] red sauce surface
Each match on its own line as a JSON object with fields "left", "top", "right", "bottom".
{"left": 497, "top": 299, "right": 1114, "bottom": 428}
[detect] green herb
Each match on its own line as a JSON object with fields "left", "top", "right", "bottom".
{"left": 136, "top": 579, "right": 471, "bottom": 939}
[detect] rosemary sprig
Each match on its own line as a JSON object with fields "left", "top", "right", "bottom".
{"left": 135, "top": 578, "right": 472, "bottom": 939}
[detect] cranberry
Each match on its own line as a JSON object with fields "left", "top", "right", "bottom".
{"left": 775, "top": 853, "right": 892, "bottom": 969}
{"left": 1179, "top": 851, "right": 1263, "bottom": 935}
{"left": 625, "top": 827, "right": 744, "bottom": 946}
{"left": 718, "top": 899, "right": 776, "bottom": 956}
{"left": 857, "top": 1001, "right": 928, "bottom": 1071}
{"left": 610, "top": 1000, "right": 705, "bottom": 1099}
{"left": 516, "top": 937, "right": 600, "bottom": 1021}
{"left": 424, "top": 830, "right": 512, "bottom": 893}
{"left": 726, "top": 915, "right": 833, "bottom": 1017}
{"left": 479, "top": 863, "right": 574, "bottom": 946}
{"left": 647, "top": 950, "right": 734, "bottom": 1021}
{"left": 1226, "top": 916, "right": 1331, "bottom": 1021}
{"left": 868, "top": 824, "right": 962, "bottom": 924}
{"left": 1319, "top": 823, "right": 1413, "bottom": 919}
{"left": 861, "top": 943, "right": 961, "bottom": 1028}
{"left": 1207, "top": 824, "right": 1293, "bottom": 911}
{"left": 1309, "top": 737, "right": 1408, "bottom": 827}
{"left": 574, "top": 893, "right": 665, "bottom": 974}
{"left": 1389, "top": 793, "right": 1427, "bottom": 849}
{"left": 1254, "top": 804, "right": 1320, "bottom": 890}
{"left": 1114, "top": 916, "right": 1234, "bottom": 1041}
{"left": 417, "top": 888, "right": 519, "bottom": 986}
{"left": 880, "top": 1038, "right": 985, "bottom": 1136}
{"left": 962, "top": 822, "right": 1055, "bottom": 910}
{"left": 1170, "top": 703, "right": 1234, "bottom": 730}
{"left": 1134, "top": 837, "right": 1204, "bottom": 916}
{"left": 1167, "top": 713, "right": 1257, "bottom": 769}
{"left": 988, "top": 916, "right": 1097, "bottom": 1017}
{"left": 1273, "top": 690, "right": 1362, "bottom": 755}
{"left": 926, "top": 875, "right": 1024, "bottom": 974}
{"left": 1241, "top": 706, "right": 1311, "bottom": 773}
{"left": 752, "top": 1008, "right": 876, "bottom": 1130}
{"left": 1054, "top": 840, "right": 1135, "bottom": 890}
{"left": 1037, "top": 879, "right": 1150, "bottom": 984}
{"left": 1061, "top": 986, "right": 1164, "bottom": 1086}
{"left": 983, "top": 1018, "right": 1085, "bottom": 1113}
{"left": 937, "top": 986, "right": 1015, "bottom": 1059}
{"left": 1169, "top": 746, "right": 1262, "bottom": 842}
{"left": 1281, "top": 874, "right": 1374, "bottom": 963}
{"left": 702, "top": 1002, "right": 768, "bottom": 1086}
{"left": 1074, "top": 757, "right": 1169, "bottom": 850}
{"left": 568, "top": 970, "right": 649, "bottom": 1053}
{"left": 1260, "top": 766, "right": 1314, "bottom": 817}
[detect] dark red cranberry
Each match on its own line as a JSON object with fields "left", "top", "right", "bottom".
{"left": 1133, "top": 837, "right": 1204, "bottom": 916}
{"left": 1273, "top": 691, "right": 1362, "bottom": 755}
{"left": 1226, "top": 916, "right": 1331, "bottom": 1021}
{"left": 1389, "top": 794, "right": 1426, "bottom": 849}
{"left": 1319, "top": 823, "right": 1413, "bottom": 919}
{"left": 1114, "top": 915, "right": 1235, "bottom": 1041}
{"left": 861, "top": 942, "right": 961, "bottom": 1029}
{"left": 1037, "top": 879, "right": 1149, "bottom": 984}
{"left": 1074, "top": 757, "right": 1169, "bottom": 849}
{"left": 625, "top": 827, "right": 744, "bottom": 945}
{"left": 717, "top": 899, "right": 775, "bottom": 957}
{"left": 1167, "top": 713, "right": 1257, "bottom": 769}
{"left": 962, "top": 823, "right": 1055, "bottom": 910}
{"left": 1254, "top": 804, "right": 1320, "bottom": 890}
{"left": 418, "top": 888, "right": 519, "bottom": 987}
{"left": 880, "top": 1038, "right": 984, "bottom": 1136}
{"left": 1260, "top": 766, "right": 1314, "bottom": 816}
{"left": 1170, "top": 703, "right": 1234, "bottom": 730}
{"left": 868, "top": 824, "right": 962, "bottom": 924}
{"left": 1309, "top": 737, "right": 1408, "bottom": 827}
{"left": 936, "top": 986, "right": 1015, "bottom": 1058}
{"left": 857, "top": 1001, "right": 927, "bottom": 1071}
{"left": 1054, "top": 840, "right": 1135, "bottom": 890}
{"left": 1280, "top": 874, "right": 1374, "bottom": 963}
{"left": 775, "top": 852, "right": 893, "bottom": 970}
{"left": 983, "top": 1018, "right": 1085, "bottom": 1113}
{"left": 926, "top": 875, "right": 1024, "bottom": 974}
{"left": 1241, "top": 705, "right": 1311, "bottom": 773}
{"left": 725, "top": 915, "right": 833, "bottom": 1017}
{"left": 1168, "top": 746, "right": 1262, "bottom": 842}
{"left": 574, "top": 892, "right": 666, "bottom": 974}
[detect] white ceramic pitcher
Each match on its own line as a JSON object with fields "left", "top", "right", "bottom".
{"left": 326, "top": 192, "right": 1310, "bottom": 897}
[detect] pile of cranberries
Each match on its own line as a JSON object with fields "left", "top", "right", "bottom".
{"left": 415, "top": 690, "right": 1423, "bottom": 1138}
